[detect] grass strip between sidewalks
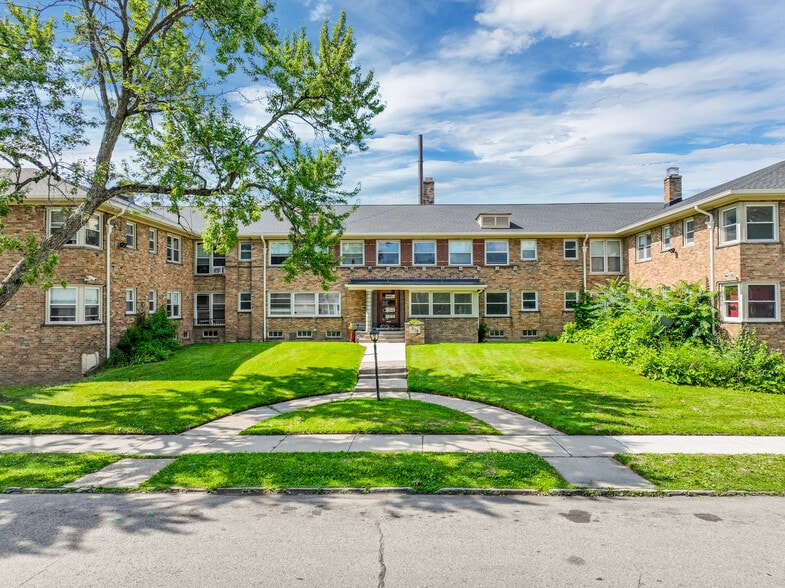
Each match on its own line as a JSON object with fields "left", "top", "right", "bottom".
{"left": 242, "top": 398, "right": 500, "bottom": 435}
{"left": 141, "top": 452, "right": 568, "bottom": 492}
{"left": 0, "top": 453, "right": 121, "bottom": 489}
{"left": 617, "top": 454, "right": 785, "bottom": 492}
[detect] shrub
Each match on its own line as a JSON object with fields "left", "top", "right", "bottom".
{"left": 106, "top": 308, "right": 179, "bottom": 367}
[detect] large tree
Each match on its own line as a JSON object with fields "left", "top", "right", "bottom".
{"left": 0, "top": 0, "right": 383, "bottom": 310}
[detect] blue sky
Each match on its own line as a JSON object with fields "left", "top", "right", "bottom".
{"left": 272, "top": 0, "right": 785, "bottom": 205}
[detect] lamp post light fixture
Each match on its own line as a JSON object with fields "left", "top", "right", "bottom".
{"left": 369, "top": 328, "right": 380, "bottom": 401}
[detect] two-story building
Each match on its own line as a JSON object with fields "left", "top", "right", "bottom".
{"left": 2, "top": 161, "right": 785, "bottom": 385}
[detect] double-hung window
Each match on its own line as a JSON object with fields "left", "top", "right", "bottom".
{"left": 449, "top": 241, "right": 472, "bottom": 265}
{"left": 564, "top": 291, "right": 579, "bottom": 311}
{"left": 166, "top": 235, "right": 181, "bottom": 263}
{"left": 485, "top": 292, "right": 509, "bottom": 316}
{"left": 46, "top": 286, "right": 102, "bottom": 324}
{"left": 661, "top": 225, "right": 671, "bottom": 250}
{"left": 721, "top": 283, "right": 779, "bottom": 322}
{"left": 521, "top": 291, "right": 538, "bottom": 311}
{"left": 48, "top": 209, "right": 102, "bottom": 248}
{"left": 720, "top": 204, "right": 778, "bottom": 244}
{"left": 563, "top": 240, "right": 578, "bottom": 260}
{"left": 683, "top": 217, "right": 695, "bottom": 246}
{"left": 636, "top": 232, "right": 652, "bottom": 262}
{"left": 239, "top": 241, "right": 252, "bottom": 262}
{"left": 195, "top": 293, "right": 225, "bottom": 325}
{"left": 149, "top": 290, "right": 157, "bottom": 313}
{"left": 340, "top": 241, "right": 364, "bottom": 266}
{"left": 485, "top": 240, "right": 508, "bottom": 265}
{"left": 413, "top": 241, "right": 436, "bottom": 265}
{"left": 270, "top": 242, "right": 292, "bottom": 266}
{"left": 166, "top": 291, "right": 181, "bottom": 318}
{"left": 196, "top": 243, "right": 226, "bottom": 274}
{"left": 125, "top": 288, "right": 136, "bottom": 314}
{"left": 590, "top": 240, "right": 622, "bottom": 273}
{"left": 268, "top": 292, "right": 341, "bottom": 317}
{"left": 520, "top": 240, "right": 537, "bottom": 261}
{"left": 376, "top": 241, "right": 400, "bottom": 265}
{"left": 720, "top": 207, "right": 739, "bottom": 244}
{"left": 148, "top": 228, "right": 157, "bottom": 253}
{"left": 238, "top": 292, "right": 252, "bottom": 312}
{"left": 125, "top": 222, "right": 136, "bottom": 248}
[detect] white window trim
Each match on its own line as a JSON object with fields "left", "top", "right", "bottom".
{"left": 238, "top": 291, "right": 252, "bottom": 312}
{"left": 267, "top": 292, "right": 341, "bottom": 317}
{"left": 125, "top": 288, "right": 136, "bottom": 315}
{"left": 719, "top": 206, "right": 740, "bottom": 246}
{"left": 195, "top": 242, "right": 227, "bottom": 274}
{"left": 269, "top": 241, "right": 293, "bottom": 266}
{"left": 683, "top": 217, "right": 695, "bottom": 246}
{"left": 412, "top": 240, "right": 437, "bottom": 266}
{"left": 47, "top": 209, "right": 103, "bottom": 249}
{"left": 636, "top": 231, "right": 652, "bottom": 262}
{"left": 166, "top": 235, "right": 182, "bottom": 264}
{"left": 564, "top": 291, "right": 579, "bottom": 311}
{"left": 589, "top": 239, "right": 623, "bottom": 274}
{"left": 720, "top": 282, "right": 780, "bottom": 323}
{"left": 448, "top": 240, "right": 473, "bottom": 266}
{"left": 408, "top": 291, "right": 477, "bottom": 317}
{"left": 239, "top": 241, "right": 253, "bottom": 262}
{"left": 148, "top": 290, "right": 157, "bottom": 313}
{"left": 340, "top": 240, "right": 365, "bottom": 266}
{"left": 484, "top": 291, "right": 509, "bottom": 317}
{"left": 521, "top": 291, "right": 539, "bottom": 312}
{"left": 520, "top": 239, "right": 538, "bottom": 261}
{"left": 148, "top": 228, "right": 157, "bottom": 253}
{"left": 125, "top": 221, "right": 136, "bottom": 249}
{"left": 563, "top": 239, "right": 579, "bottom": 260}
{"left": 166, "top": 290, "right": 182, "bottom": 318}
{"left": 484, "top": 240, "right": 509, "bottom": 266}
{"left": 46, "top": 285, "right": 102, "bottom": 325}
{"left": 376, "top": 240, "right": 401, "bottom": 266}
{"left": 661, "top": 224, "right": 672, "bottom": 251}
{"left": 743, "top": 203, "right": 778, "bottom": 243}
{"left": 195, "top": 292, "right": 226, "bottom": 326}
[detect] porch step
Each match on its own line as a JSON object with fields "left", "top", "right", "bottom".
{"left": 354, "top": 377, "right": 409, "bottom": 393}
{"left": 359, "top": 366, "right": 407, "bottom": 378}
{"left": 356, "top": 330, "right": 405, "bottom": 343}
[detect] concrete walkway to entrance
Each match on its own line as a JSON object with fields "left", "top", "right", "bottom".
{"left": 4, "top": 342, "right": 785, "bottom": 490}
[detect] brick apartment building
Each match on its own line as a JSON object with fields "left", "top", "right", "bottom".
{"left": 2, "top": 161, "right": 785, "bottom": 385}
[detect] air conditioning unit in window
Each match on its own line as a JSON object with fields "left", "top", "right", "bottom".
{"left": 212, "top": 267, "right": 226, "bottom": 275}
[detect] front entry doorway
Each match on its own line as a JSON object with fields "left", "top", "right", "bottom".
{"left": 377, "top": 290, "right": 400, "bottom": 328}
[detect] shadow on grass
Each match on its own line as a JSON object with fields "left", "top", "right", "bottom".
{"left": 0, "top": 343, "right": 363, "bottom": 434}
{"left": 408, "top": 368, "right": 653, "bottom": 435}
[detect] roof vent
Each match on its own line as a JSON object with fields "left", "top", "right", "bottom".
{"left": 477, "top": 214, "right": 511, "bottom": 229}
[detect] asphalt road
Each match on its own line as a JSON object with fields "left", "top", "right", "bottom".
{"left": 1, "top": 493, "right": 783, "bottom": 587}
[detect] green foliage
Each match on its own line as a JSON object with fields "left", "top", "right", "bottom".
{"left": 478, "top": 322, "right": 489, "bottom": 342}
{"left": 107, "top": 308, "right": 179, "bottom": 367}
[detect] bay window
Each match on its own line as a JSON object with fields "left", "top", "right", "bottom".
{"left": 719, "top": 204, "right": 777, "bottom": 245}
{"left": 721, "top": 283, "right": 779, "bottom": 322}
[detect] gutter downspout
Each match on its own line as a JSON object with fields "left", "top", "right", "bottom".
{"left": 105, "top": 209, "right": 126, "bottom": 360}
{"left": 694, "top": 206, "right": 715, "bottom": 289}
{"left": 581, "top": 234, "right": 590, "bottom": 291}
{"left": 260, "top": 235, "right": 267, "bottom": 342}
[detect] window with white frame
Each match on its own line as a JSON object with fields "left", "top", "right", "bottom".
{"left": 521, "top": 291, "right": 538, "bottom": 311}
{"left": 590, "top": 240, "right": 622, "bottom": 273}
{"left": 48, "top": 209, "right": 102, "bottom": 248}
{"left": 485, "top": 240, "right": 509, "bottom": 265}
{"left": 564, "top": 291, "right": 579, "bottom": 311}
{"left": 661, "top": 224, "right": 671, "bottom": 250}
{"left": 684, "top": 217, "right": 695, "bottom": 246}
{"left": 413, "top": 241, "right": 436, "bottom": 265}
{"left": 148, "top": 228, "right": 157, "bottom": 253}
{"left": 449, "top": 240, "right": 472, "bottom": 265}
{"left": 166, "top": 235, "right": 181, "bottom": 263}
{"left": 125, "top": 288, "right": 136, "bottom": 314}
{"left": 268, "top": 292, "right": 341, "bottom": 317}
{"left": 46, "top": 286, "right": 101, "bottom": 324}
{"left": 636, "top": 232, "right": 652, "bottom": 262}
{"left": 376, "top": 241, "right": 400, "bottom": 265}
{"left": 721, "top": 283, "right": 779, "bottom": 322}
{"left": 195, "top": 293, "right": 225, "bottom": 325}
{"left": 196, "top": 242, "right": 226, "bottom": 274}
{"left": 520, "top": 239, "right": 537, "bottom": 261}
{"left": 239, "top": 241, "right": 252, "bottom": 262}
{"left": 166, "top": 291, "right": 181, "bottom": 318}
{"left": 340, "top": 241, "right": 364, "bottom": 266}
{"left": 125, "top": 222, "right": 136, "bottom": 248}
{"left": 563, "top": 239, "right": 578, "bottom": 260}
{"left": 522, "top": 329, "right": 538, "bottom": 338}
{"left": 745, "top": 204, "right": 776, "bottom": 241}
{"left": 270, "top": 241, "right": 292, "bottom": 266}
{"left": 720, "top": 207, "right": 739, "bottom": 244}
{"left": 238, "top": 292, "right": 252, "bottom": 312}
{"left": 485, "top": 292, "right": 509, "bottom": 316}
{"left": 148, "top": 290, "right": 157, "bottom": 313}
{"left": 409, "top": 292, "right": 475, "bottom": 317}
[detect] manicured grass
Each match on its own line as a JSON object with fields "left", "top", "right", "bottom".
{"left": 0, "top": 343, "right": 364, "bottom": 434}
{"left": 141, "top": 452, "right": 569, "bottom": 492}
{"left": 243, "top": 398, "right": 499, "bottom": 435}
{"left": 0, "top": 453, "right": 121, "bottom": 489}
{"left": 617, "top": 454, "right": 785, "bottom": 492}
{"left": 407, "top": 342, "right": 785, "bottom": 435}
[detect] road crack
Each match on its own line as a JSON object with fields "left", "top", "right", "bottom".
{"left": 376, "top": 521, "right": 387, "bottom": 588}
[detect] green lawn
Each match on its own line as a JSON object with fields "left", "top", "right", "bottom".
{"left": 0, "top": 453, "right": 121, "bottom": 489}
{"left": 243, "top": 398, "right": 499, "bottom": 435}
{"left": 617, "top": 454, "right": 785, "bottom": 492}
{"left": 0, "top": 343, "right": 363, "bottom": 434}
{"left": 407, "top": 342, "right": 785, "bottom": 435}
{"left": 141, "top": 452, "right": 568, "bottom": 492}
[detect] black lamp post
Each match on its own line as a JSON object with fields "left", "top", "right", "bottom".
{"left": 369, "top": 328, "right": 380, "bottom": 401}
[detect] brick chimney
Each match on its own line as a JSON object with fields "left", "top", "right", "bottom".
{"left": 664, "top": 166, "right": 682, "bottom": 206}
{"left": 421, "top": 177, "right": 435, "bottom": 205}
